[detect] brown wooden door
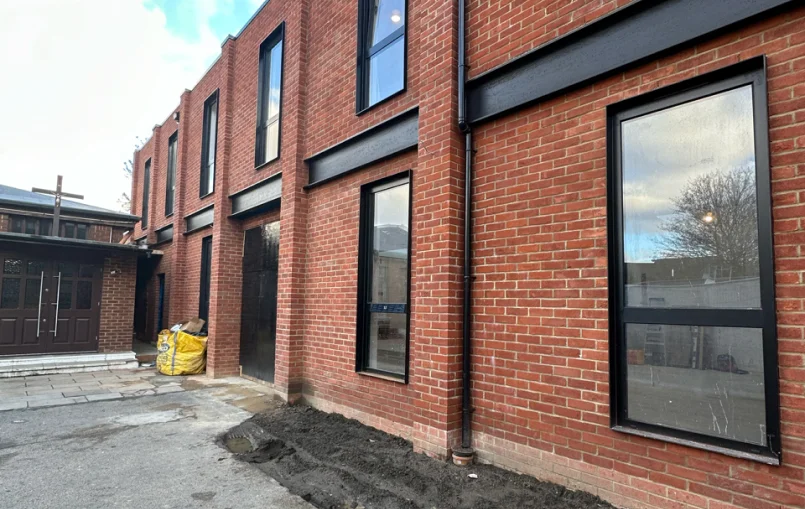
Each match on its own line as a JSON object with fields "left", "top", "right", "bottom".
{"left": 0, "top": 251, "right": 103, "bottom": 356}
{"left": 44, "top": 262, "right": 102, "bottom": 353}
{"left": 0, "top": 254, "right": 50, "bottom": 356}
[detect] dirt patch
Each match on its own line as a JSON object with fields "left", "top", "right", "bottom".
{"left": 226, "top": 405, "right": 613, "bottom": 509}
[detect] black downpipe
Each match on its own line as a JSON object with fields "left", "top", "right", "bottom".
{"left": 457, "top": 0, "right": 474, "bottom": 458}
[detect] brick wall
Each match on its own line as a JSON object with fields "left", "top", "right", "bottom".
{"left": 126, "top": 1, "right": 805, "bottom": 508}
{"left": 303, "top": 153, "right": 418, "bottom": 434}
{"left": 98, "top": 252, "right": 137, "bottom": 352}
{"left": 469, "top": 7, "right": 805, "bottom": 509}
{"left": 465, "top": 0, "right": 628, "bottom": 78}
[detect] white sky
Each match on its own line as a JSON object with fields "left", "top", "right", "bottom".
{"left": 0, "top": 0, "right": 247, "bottom": 212}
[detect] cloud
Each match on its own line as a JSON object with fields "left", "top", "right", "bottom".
{"left": 0, "top": 0, "right": 228, "bottom": 212}
{"left": 620, "top": 85, "right": 757, "bottom": 261}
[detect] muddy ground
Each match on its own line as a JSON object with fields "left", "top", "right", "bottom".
{"left": 223, "top": 404, "right": 612, "bottom": 509}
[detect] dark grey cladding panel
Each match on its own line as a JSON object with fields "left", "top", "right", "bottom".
{"left": 230, "top": 173, "right": 282, "bottom": 217}
{"left": 155, "top": 224, "right": 174, "bottom": 244}
{"left": 185, "top": 205, "right": 214, "bottom": 234}
{"left": 466, "top": 0, "right": 794, "bottom": 124}
{"left": 307, "top": 108, "right": 418, "bottom": 187}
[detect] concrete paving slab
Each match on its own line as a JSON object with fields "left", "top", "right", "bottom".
{"left": 27, "top": 396, "right": 86, "bottom": 408}
{"left": 62, "top": 389, "right": 111, "bottom": 398}
{"left": 155, "top": 386, "right": 184, "bottom": 395}
{"left": 0, "top": 400, "right": 27, "bottom": 411}
{"left": 85, "top": 392, "right": 123, "bottom": 402}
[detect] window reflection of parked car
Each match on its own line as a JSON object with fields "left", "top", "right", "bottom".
{"left": 715, "top": 354, "right": 749, "bottom": 375}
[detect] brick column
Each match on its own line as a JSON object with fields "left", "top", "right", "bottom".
{"left": 167, "top": 91, "right": 191, "bottom": 326}
{"left": 272, "top": 0, "right": 310, "bottom": 400}
{"left": 145, "top": 125, "right": 162, "bottom": 246}
{"left": 206, "top": 37, "right": 243, "bottom": 378}
{"left": 409, "top": 0, "right": 465, "bottom": 459}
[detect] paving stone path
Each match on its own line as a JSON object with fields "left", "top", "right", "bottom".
{"left": 0, "top": 369, "right": 187, "bottom": 410}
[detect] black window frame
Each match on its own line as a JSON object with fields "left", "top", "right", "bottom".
{"left": 200, "top": 90, "right": 219, "bottom": 197}
{"left": 254, "top": 23, "right": 285, "bottom": 169}
{"left": 198, "top": 235, "right": 212, "bottom": 332}
{"left": 142, "top": 158, "right": 151, "bottom": 228}
{"left": 607, "top": 56, "right": 780, "bottom": 464}
{"left": 166, "top": 132, "right": 178, "bottom": 217}
{"left": 355, "top": 0, "right": 408, "bottom": 114}
{"left": 9, "top": 216, "right": 51, "bottom": 236}
{"left": 355, "top": 170, "right": 412, "bottom": 382}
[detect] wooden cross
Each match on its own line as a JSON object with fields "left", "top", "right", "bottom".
{"left": 32, "top": 175, "right": 84, "bottom": 235}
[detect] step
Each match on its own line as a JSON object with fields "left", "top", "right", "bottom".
{"left": 0, "top": 352, "right": 139, "bottom": 379}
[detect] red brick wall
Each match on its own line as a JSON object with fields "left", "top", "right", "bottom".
{"left": 132, "top": 134, "right": 155, "bottom": 240}
{"left": 227, "top": 0, "right": 301, "bottom": 194}
{"left": 469, "top": 7, "right": 805, "bottom": 509}
{"left": 303, "top": 153, "right": 418, "bottom": 430}
{"left": 98, "top": 252, "right": 137, "bottom": 352}
{"left": 466, "top": 0, "right": 629, "bottom": 78}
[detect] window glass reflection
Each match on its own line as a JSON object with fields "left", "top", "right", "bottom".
{"left": 368, "top": 38, "right": 405, "bottom": 106}
{"left": 371, "top": 183, "right": 409, "bottom": 304}
{"left": 364, "top": 181, "right": 409, "bottom": 376}
{"left": 621, "top": 85, "right": 760, "bottom": 309}
{"left": 626, "top": 324, "right": 766, "bottom": 445}
{"left": 368, "top": 312, "right": 406, "bottom": 375}
{"left": 369, "top": 0, "right": 405, "bottom": 45}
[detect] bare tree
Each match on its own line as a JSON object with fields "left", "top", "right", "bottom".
{"left": 118, "top": 137, "right": 146, "bottom": 212}
{"left": 659, "top": 166, "right": 759, "bottom": 278}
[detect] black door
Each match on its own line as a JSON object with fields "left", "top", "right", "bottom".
{"left": 199, "top": 236, "right": 212, "bottom": 331}
{"left": 239, "top": 223, "right": 279, "bottom": 382}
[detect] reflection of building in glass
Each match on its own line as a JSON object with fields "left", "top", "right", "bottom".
{"left": 369, "top": 224, "right": 408, "bottom": 372}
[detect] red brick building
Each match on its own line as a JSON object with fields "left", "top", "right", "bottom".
{"left": 130, "top": 1, "right": 805, "bottom": 507}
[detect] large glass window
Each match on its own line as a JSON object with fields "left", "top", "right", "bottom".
{"left": 255, "top": 25, "right": 283, "bottom": 167}
{"left": 357, "top": 174, "right": 411, "bottom": 379}
{"left": 141, "top": 158, "right": 151, "bottom": 228}
{"left": 357, "top": 0, "right": 406, "bottom": 112}
{"left": 608, "top": 59, "right": 779, "bottom": 463}
{"left": 166, "top": 132, "right": 177, "bottom": 216}
{"left": 200, "top": 91, "right": 218, "bottom": 196}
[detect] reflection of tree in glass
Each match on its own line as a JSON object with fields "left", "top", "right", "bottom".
{"left": 659, "top": 167, "right": 758, "bottom": 279}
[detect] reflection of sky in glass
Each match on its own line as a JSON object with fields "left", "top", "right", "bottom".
{"left": 268, "top": 40, "right": 282, "bottom": 119}
{"left": 621, "top": 85, "right": 755, "bottom": 263}
{"left": 207, "top": 100, "right": 217, "bottom": 166}
{"left": 369, "top": 38, "right": 404, "bottom": 105}
{"left": 371, "top": 0, "right": 405, "bottom": 44}
{"left": 374, "top": 183, "right": 409, "bottom": 228}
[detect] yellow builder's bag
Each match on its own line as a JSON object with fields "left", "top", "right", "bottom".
{"left": 156, "top": 329, "right": 208, "bottom": 376}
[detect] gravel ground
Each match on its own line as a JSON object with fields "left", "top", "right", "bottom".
{"left": 223, "top": 403, "right": 613, "bottom": 509}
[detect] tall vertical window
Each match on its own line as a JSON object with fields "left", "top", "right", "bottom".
{"left": 199, "top": 236, "right": 212, "bottom": 331}
{"left": 166, "top": 132, "right": 177, "bottom": 216}
{"left": 608, "top": 58, "right": 779, "bottom": 463}
{"left": 356, "top": 0, "right": 406, "bottom": 112}
{"left": 356, "top": 173, "right": 411, "bottom": 380}
{"left": 255, "top": 25, "right": 283, "bottom": 167}
{"left": 200, "top": 91, "right": 218, "bottom": 197}
{"left": 141, "top": 158, "right": 151, "bottom": 228}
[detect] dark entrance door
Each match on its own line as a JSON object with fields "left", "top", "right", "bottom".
{"left": 0, "top": 251, "right": 102, "bottom": 356}
{"left": 239, "top": 222, "right": 279, "bottom": 382}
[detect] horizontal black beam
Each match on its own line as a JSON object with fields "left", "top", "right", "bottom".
{"left": 466, "top": 0, "right": 795, "bottom": 124}
{"left": 155, "top": 224, "right": 174, "bottom": 244}
{"left": 185, "top": 205, "right": 214, "bottom": 234}
{"left": 229, "top": 173, "right": 282, "bottom": 218}
{"left": 306, "top": 107, "right": 418, "bottom": 188}
{"left": 622, "top": 307, "right": 764, "bottom": 329}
